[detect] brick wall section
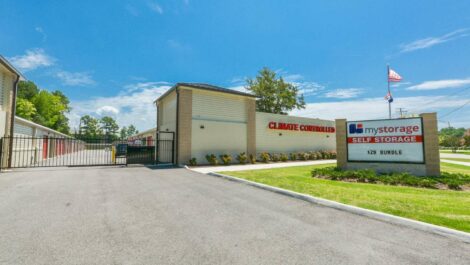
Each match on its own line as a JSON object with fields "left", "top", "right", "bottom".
{"left": 246, "top": 99, "right": 256, "bottom": 157}
{"left": 335, "top": 119, "right": 347, "bottom": 169}
{"left": 421, "top": 113, "right": 440, "bottom": 176}
{"left": 177, "top": 89, "right": 192, "bottom": 165}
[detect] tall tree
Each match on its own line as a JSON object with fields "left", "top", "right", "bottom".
{"left": 120, "top": 126, "right": 128, "bottom": 139}
{"left": 100, "top": 116, "right": 119, "bottom": 139}
{"left": 80, "top": 115, "right": 102, "bottom": 138}
{"left": 246, "top": 67, "right": 305, "bottom": 114}
{"left": 126, "top": 125, "right": 139, "bottom": 136}
{"left": 16, "top": 98, "right": 37, "bottom": 120}
{"left": 16, "top": 81, "right": 71, "bottom": 134}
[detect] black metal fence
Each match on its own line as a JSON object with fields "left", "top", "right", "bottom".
{"left": 0, "top": 133, "right": 175, "bottom": 169}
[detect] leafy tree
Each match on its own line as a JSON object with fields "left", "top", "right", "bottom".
{"left": 120, "top": 126, "right": 128, "bottom": 139}
{"left": 439, "top": 127, "right": 466, "bottom": 138}
{"left": 246, "top": 67, "right": 305, "bottom": 114}
{"left": 80, "top": 115, "right": 102, "bottom": 138}
{"left": 16, "top": 98, "right": 37, "bottom": 120}
{"left": 127, "top": 125, "right": 139, "bottom": 136}
{"left": 15, "top": 80, "right": 71, "bottom": 134}
{"left": 31, "top": 90, "right": 70, "bottom": 134}
{"left": 463, "top": 135, "right": 470, "bottom": 147}
{"left": 17, "top": 81, "right": 39, "bottom": 100}
{"left": 440, "top": 135, "right": 461, "bottom": 152}
{"left": 100, "top": 116, "right": 119, "bottom": 139}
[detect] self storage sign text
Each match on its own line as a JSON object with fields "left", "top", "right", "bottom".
{"left": 346, "top": 118, "right": 424, "bottom": 163}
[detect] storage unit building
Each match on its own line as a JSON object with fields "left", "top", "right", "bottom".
{"left": 155, "top": 83, "right": 336, "bottom": 166}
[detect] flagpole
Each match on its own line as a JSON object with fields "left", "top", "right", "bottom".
{"left": 387, "top": 64, "right": 391, "bottom": 119}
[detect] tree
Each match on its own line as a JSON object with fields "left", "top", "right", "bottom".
{"left": 120, "top": 126, "right": 128, "bottom": 139}
{"left": 463, "top": 135, "right": 470, "bottom": 147}
{"left": 246, "top": 67, "right": 305, "bottom": 114}
{"left": 127, "top": 125, "right": 139, "bottom": 136}
{"left": 100, "top": 116, "right": 119, "bottom": 139}
{"left": 16, "top": 80, "right": 71, "bottom": 134}
{"left": 440, "top": 135, "right": 461, "bottom": 152}
{"left": 16, "top": 98, "right": 37, "bottom": 120}
{"left": 80, "top": 115, "right": 102, "bottom": 138}
{"left": 17, "top": 81, "right": 39, "bottom": 100}
{"left": 439, "top": 127, "right": 466, "bottom": 138}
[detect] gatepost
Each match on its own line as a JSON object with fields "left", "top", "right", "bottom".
{"left": 335, "top": 113, "right": 439, "bottom": 176}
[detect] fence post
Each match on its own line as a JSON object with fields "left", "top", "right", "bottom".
{"left": 0, "top": 138, "right": 3, "bottom": 171}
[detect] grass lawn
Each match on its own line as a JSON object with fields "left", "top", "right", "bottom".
{"left": 441, "top": 157, "right": 470, "bottom": 163}
{"left": 220, "top": 163, "right": 470, "bottom": 232}
{"left": 440, "top": 150, "right": 470, "bottom": 155}
{"left": 441, "top": 162, "right": 470, "bottom": 175}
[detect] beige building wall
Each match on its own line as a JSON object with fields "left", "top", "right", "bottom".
{"left": 0, "top": 65, "right": 14, "bottom": 138}
{"left": 190, "top": 88, "right": 249, "bottom": 165}
{"left": 256, "top": 112, "right": 336, "bottom": 153}
{"left": 158, "top": 91, "right": 177, "bottom": 133}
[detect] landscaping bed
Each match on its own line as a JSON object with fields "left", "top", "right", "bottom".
{"left": 312, "top": 167, "right": 470, "bottom": 191}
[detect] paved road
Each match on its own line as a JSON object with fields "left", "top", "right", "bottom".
{"left": 441, "top": 159, "right": 470, "bottom": 167}
{"left": 440, "top": 152, "right": 470, "bottom": 159}
{"left": 0, "top": 167, "right": 469, "bottom": 265}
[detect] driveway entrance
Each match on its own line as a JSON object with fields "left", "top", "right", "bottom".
{"left": 0, "top": 167, "right": 468, "bottom": 264}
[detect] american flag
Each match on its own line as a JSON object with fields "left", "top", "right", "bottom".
{"left": 388, "top": 68, "right": 402, "bottom": 82}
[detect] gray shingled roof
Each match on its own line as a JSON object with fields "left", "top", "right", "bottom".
{"left": 155, "top": 82, "right": 257, "bottom": 103}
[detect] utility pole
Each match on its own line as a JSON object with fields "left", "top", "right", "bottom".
{"left": 396, "top": 108, "right": 407, "bottom": 118}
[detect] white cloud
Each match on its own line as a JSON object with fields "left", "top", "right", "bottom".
{"left": 407, "top": 78, "right": 470, "bottom": 90}
{"left": 148, "top": 1, "right": 163, "bottom": 14}
{"left": 56, "top": 71, "right": 96, "bottom": 86}
{"left": 9, "top": 48, "right": 55, "bottom": 71}
{"left": 399, "top": 28, "right": 469, "bottom": 53}
{"left": 35, "top": 27, "right": 47, "bottom": 42}
{"left": 96, "top": 106, "right": 120, "bottom": 116}
{"left": 290, "top": 96, "right": 470, "bottom": 128}
{"left": 68, "top": 82, "right": 171, "bottom": 132}
{"left": 324, "top": 88, "right": 363, "bottom": 99}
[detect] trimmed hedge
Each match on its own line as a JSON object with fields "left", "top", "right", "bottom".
{"left": 312, "top": 167, "right": 470, "bottom": 190}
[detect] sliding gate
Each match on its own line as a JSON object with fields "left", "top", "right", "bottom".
{"left": 0, "top": 133, "right": 175, "bottom": 169}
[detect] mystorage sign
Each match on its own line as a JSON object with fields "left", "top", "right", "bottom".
{"left": 346, "top": 118, "right": 424, "bottom": 163}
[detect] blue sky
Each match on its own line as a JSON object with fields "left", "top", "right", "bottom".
{"left": 1, "top": 0, "right": 470, "bottom": 131}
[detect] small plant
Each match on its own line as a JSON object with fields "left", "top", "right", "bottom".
{"left": 236, "top": 152, "right": 248, "bottom": 164}
{"left": 290, "top": 153, "right": 298, "bottom": 160}
{"left": 219, "top": 154, "right": 232, "bottom": 165}
{"left": 299, "top": 152, "right": 309, "bottom": 161}
{"left": 447, "top": 181, "right": 461, "bottom": 190}
{"left": 280, "top": 153, "right": 288, "bottom": 162}
{"left": 249, "top": 154, "right": 256, "bottom": 164}
{"left": 205, "top": 154, "right": 218, "bottom": 165}
{"left": 308, "top": 152, "right": 317, "bottom": 160}
{"left": 189, "top": 157, "right": 197, "bottom": 166}
{"left": 271, "top": 153, "right": 280, "bottom": 162}
{"left": 259, "top": 152, "right": 270, "bottom": 163}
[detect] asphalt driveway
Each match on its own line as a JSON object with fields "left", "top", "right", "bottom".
{"left": 0, "top": 166, "right": 469, "bottom": 265}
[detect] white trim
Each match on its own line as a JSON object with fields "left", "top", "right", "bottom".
{"left": 14, "top": 116, "right": 71, "bottom": 138}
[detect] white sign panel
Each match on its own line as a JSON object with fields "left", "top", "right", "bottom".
{"left": 347, "top": 118, "right": 424, "bottom": 163}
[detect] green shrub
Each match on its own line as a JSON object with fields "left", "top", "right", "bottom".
{"left": 447, "top": 181, "right": 461, "bottom": 190}
{"left": 280, "top": 153, "right": 288, "bottom": 162}
{"left": 189, "top": 158, "right": 197, "bottom": 166}
{"left": 219, "top": 154, "right": 232, "bottom": 165}
{"left": 205, "top": 154, "right": 218, "bottom": 165}
{"left": 308, "top": 152, "right": 317, "bottom": 160}
{"left": 290, "top": 153, "right": 298, "bottom": 160}
{"left": 298, "top": 152, "right": 309, "bottom": 161}
{"left": 259, "top": 152, "right": 270, "bottom": 163}
{"left": 249, "top": 154, "right": 256, "bottom": 164}
{"left": 236, "top": 152, "right": 248, "bottom": 164}
{"left": 311, "top": 167, "right": 470, "bottom": 190}
{"left": 271, "top": 153, "right": 280, "bottom": 162}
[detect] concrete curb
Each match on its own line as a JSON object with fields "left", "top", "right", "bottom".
{"left": 203, "top": 170, "right": 470, "bottom": 244}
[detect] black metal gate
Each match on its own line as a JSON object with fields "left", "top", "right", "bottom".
{"left": 156, "top": 131, "right": 175, "bottom": 164}
{"left": 0, "top": 134, "right": 175, "bottom": 169}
